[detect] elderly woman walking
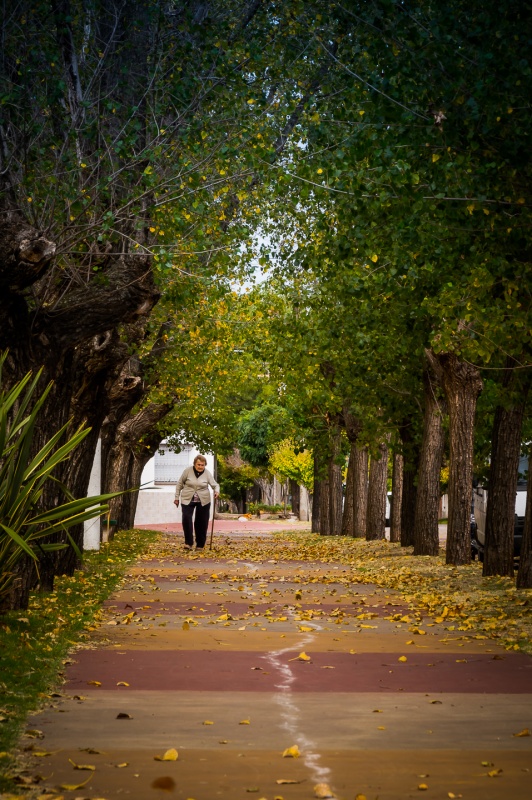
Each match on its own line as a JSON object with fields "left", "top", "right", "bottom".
{"left": 174, "top": 455, "right": 220, "bottom": 551}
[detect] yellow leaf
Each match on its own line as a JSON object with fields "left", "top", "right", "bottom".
{"left": 314, "top": 783, "right": 335, "bottom": 798}
{"left": 432, "top": 154, "right": 440, "bottom": 162}
{"left": 203, "top": 720, "right": 214, "bottom": 725}
{"left": 299, "top": 625, "right": 313, "bottom": 632}
{"left": 276, "top": 779, "right": 300, "bottom": 784}
{"left": 448, "top": 793, "right": 463, "bottom": 798}
{"left": 68, "top": 758, "right": 95, "bottom": 770}
{"left": 115, "top": 762, "right": 129, "bottom": 768}
{"left": 289, "top": 652, "right": 311, "bottom": 662}
{"left": 282, "top": 744, "right": 300, "bottom": 758}
{"left": 513, "top": 728, "right": 530, "bottom": 737}
{"left": 87, "top": 680, "right": 101, "bottom": 686}
{"left": 210, "top": 573, "right": 219, "bottom": 579}
{"left": 60, "top": 774, "right": 93, "bottom": 790}
{"left": 239, "top": 719, "right": 250, "bottom": 725}
{"left": 182, "top": 621, "right": 190, "bottom": 630}
{"left": 398, "top": 656, "right": 407, "bottom": 662}
{"left": 349, "top": 649, "right": 357, "bottom": 654}
{"left": 116, "top": 681, "right": 129, "bottom": 686}
{"left": 355, "top": 795, "right": 368, "bottom": 800}
{"left": 154, "top": 748, "right": 178, "bottom": 761}
{"left": 487, "top": 768, "right": 503, "bottom": 777}
{"left": 247, "top": 98, "right": 255, "bottom": 104}
{"left": 359, "top": 624, "right": 377, "bottom": 629}
{"left": 370, "top": 254, "right": 378, "bottom": 262}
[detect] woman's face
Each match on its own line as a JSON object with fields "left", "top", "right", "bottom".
{"left": 195, "top": 460, "right": 206, "bottom": 472}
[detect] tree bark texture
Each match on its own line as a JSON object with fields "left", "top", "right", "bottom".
{"left": 483, "top": 366, "right": 530, "bottom": 577}
{"left": 327, "top": 429, "right": 343, "bottom": 535}
{"left": 341, "top": 441, "right": 357, "bottom": 536}
{"left": 516, "top": 448, "right": 532, "bottom": 589}
{"left": 390, "top": 451, "right": 403, "bottom": 543}
{"left": 399, "top": 420, "right": 420, "bottom": 547}
{"left": 319, "top": 475, "right": 331, "bottom": 535}
{"left": 311, "top": 450, "right": 323, "bottom": 533}
{"left": 353, "top": 446, "right": 369, "bottom": 538}
{"left": 428, "top": 351, "right": 483, "bottom": 565}
{"left": 413, "top": 370, "right": 446, "bottom": 556}
{"left": 105, "top": 402, "right": 174, "bottom": 532}
{"left": 366, "top": 440, "right": 389, "bottom": 541}
{"left": 289, "top": 479, "right": 300, "bottom": 517}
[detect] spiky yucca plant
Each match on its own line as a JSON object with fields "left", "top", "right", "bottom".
{"left": 0, "top": 353, "right": 116, "bottom": 603}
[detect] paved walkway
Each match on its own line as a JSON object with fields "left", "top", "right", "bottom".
{"left": 26, "top": 528, "right": 532, "bottom": 800}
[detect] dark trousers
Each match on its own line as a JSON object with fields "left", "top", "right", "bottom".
{"left": 181, "top": 501, "right": 211, "bottom": 548}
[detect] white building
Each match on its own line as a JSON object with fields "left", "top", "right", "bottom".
{"left": 133, "top": 442, "right": 215, "bottom": 527}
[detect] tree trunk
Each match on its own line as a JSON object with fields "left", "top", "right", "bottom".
{"left": 105, "top": 402, "right": 173, "bottom": 533}
{"left": 353, "top": 446, "right": 369, "bottom": 537}
{"left": 312, "top": 449, "right": 323, "bottom": 533}
{"left": 428, "top": 351, "right": 483, "bottom": 565}
{"left": 414, "top": 370, "right": 446, "bottom": 556}
{"left": 516, "top": 447, "right": 532, "bottom": 589}
{"left": 400, "top": 420, "right": 420, "bottom": 547}
{"left": 320, "top": 475, "right": 331, "bottom": 535}
{"left": 341, "top": 441, "right": 357, "bottom": 536}
{"left": 366, "top": 440, "right": 389, "bottom": 540}
{"left": 483, "top": 367, "right": 530, "bottom": 577}
{"left": 289, "top": 479, "right": 300, "bottom": 517}
{"left": 328, "top": 429, "right": 343, "bottom": 535}
{"left": 390, "top": 451, "right": 403, "bottom": 543}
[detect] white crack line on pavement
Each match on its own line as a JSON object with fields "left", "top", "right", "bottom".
{"left": 262, "top": 622, "right": 335, "bottom": 793}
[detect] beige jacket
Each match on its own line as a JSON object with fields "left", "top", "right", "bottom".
{"left": 174, "top": 466, "right": 219, "bottom": 506}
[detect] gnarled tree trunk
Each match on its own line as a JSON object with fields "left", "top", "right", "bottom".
{"left": 366, "top": 439, "right": 389, "bottom": 541}
{"left": 428, "top": 350, "right": 483, "bottom": 565}
{"left": 312, "top": 449, "right": 323, "bottom": 533}
{"left": 390, "top": 451, "right": 403, "bottom": 543}
{"left": 483, "top": 365, "right": 530, "bottom": 577}
{"left": 353, "top": 446, "right": 369, "bottom": 538}
{"left": 342, "top": 441, "right": 357, "bottom": 536}
{"left": 414, "top": 369, "right": 446, "bottom": 556}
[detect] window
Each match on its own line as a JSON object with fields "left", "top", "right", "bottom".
{"left": 154, "top": 445, "right": 193, "bottom": 483}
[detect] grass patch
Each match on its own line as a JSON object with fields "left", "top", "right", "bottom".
{"left": 0, "top": 528, "right": 158, "bottom": 793}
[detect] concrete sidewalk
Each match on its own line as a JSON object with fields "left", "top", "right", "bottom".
{"left": 25, "top": 529, "right": 532, "bottom": 800}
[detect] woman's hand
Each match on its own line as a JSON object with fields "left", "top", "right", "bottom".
{"left": 174, "top": 499, "right": 179, "bottom": 507}
{"left": 214, "top": 492, "right": 220, "bottom": 499}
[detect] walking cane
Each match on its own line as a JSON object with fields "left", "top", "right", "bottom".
{"left": 209, "top": 497, "right": 217, "bottom": 550}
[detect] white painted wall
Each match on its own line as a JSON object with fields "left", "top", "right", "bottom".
{"left": 83, "top": 438, "right": 102, "bottom": 550}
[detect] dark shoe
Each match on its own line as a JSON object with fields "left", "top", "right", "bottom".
{"left": 195, "top": 546, "right": 204, "bottom": 551}
{"left": 184, "top": 544, "right": 192, "bottom": 551}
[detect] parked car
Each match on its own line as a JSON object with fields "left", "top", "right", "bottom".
{"left": 472, "top": 456, "right": 527, "bottom": 561}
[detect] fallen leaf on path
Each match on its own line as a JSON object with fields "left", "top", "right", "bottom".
{"left": 116, "top": 713, "right": 132, "bottom": 719}
{"left": 68, "top": 758, "right": 95, "bottom": 770}
{"left": 203, "top": 720, "right": 214, "bottom": 725}
{"left": 282, "top": 745, "right": 300, "bottom": 758}
{"left": 276, "top": 779, "right": 301, "bottom": 784}
{"left": 418, "top": 784, "right": 428, "bottom": 790}
{"left": 151, "top": 776, "right": 175, "bottom": 791}
{"left": 86, "top": 680, "right": 101, "bottom": 686}
{"left": 288, "top": 652, "right": 311, "bottom": 662}
{"left": 487, "top": 768, "right": 503, "bottom": 777}
{"left": 448, "top": 793, "right": 463, "bottom": 798}
{"left": 299, "top": 625, "right": 313, "bottom": 632}
{"left": 398, "top": 656, "right": 407, "bottom": 662}
{"left": 182, "top": 621, "right": 190, "bottom": 630}
{"left": 154, "top": 748, "right": 178, "bottom": 761}
{"left": 116, "top": 681, "right": 129, "bottom": 686}
{"left": 355, "top": 795, "right": 367, "bottom": 800}
{"left": 513, "top": 728, "right": 530, "bottom": 737}
{"left": 239, "top": 719, "right": 250, "bottom": 724}
{"left": 314, "top": 783, "right": 335, "bottom": 798}
{"left": 59, "top": 774, "right": 93, "bottom": 790}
